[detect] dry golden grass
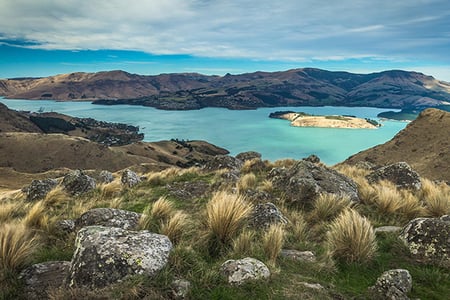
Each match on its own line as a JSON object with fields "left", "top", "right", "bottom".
{"left": 419, "top": 179, "right": 450, "bottom": 217}
{"left": 334, "top": 164, "right": 370, "bottom": 179}
{"left": 240, "top": 158, "right": 266, "bottom": 174}
{"left": 146, "top": 166, "right": 201, "bottom": 185}
{"left": 263, "top": 224, "right": 285, "bottom": 264}
{"left": 205, "top": 191, "right": 253, "bottom": 246}
{"left": 310, "top": 193, "right": 352, "bottom": 222}
{"left": 270, "top": 158, "right": 297, "bottom": 168}
{"left": 0, "top": 201, "right": 22, "bottom": 223}
{"left": 326, "top": 209, "right": 377, "bottom": 264}
{"left": 43, "top": 186, "right": 71, "bottom": 207}
{"left": 284, "top": 209, "right": 309, "bottom": 245}
{"left": 237, "top": 173, "right": 258, "bottom": 192}
{"left": 232, "top": 230, "right": 257, "bottom": 256}
{"left": 0, "top": 223, "right": 39, "bottom": 273}
{"left": 258, "top": 179, "right": 273, "bottom": 193}
{"left": 139, "top": 197, "right": 176, "bottom": 230}
{"left": 354, "top": 177, "right": 378, "bottom": 205}
{"left": 373, "top": 181, "right": 403, "bottom": 214}
{"left": 98, "top": 179, "right": 123, "bottom": 199}
{"left": 398, "top": 190, "right": 425, "bottom": 219}
{"left": 160, "top": 211, "right": 189, "bottom": 244}
{"left": 22, "top": 201, "right": 49, "bottom": 230}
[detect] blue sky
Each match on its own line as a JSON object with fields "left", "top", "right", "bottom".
{"left": 1, "top": 0, "right": 450, "bottom": 80}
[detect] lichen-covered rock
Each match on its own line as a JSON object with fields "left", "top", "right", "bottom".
{"left": 280, "top": 250, "right": 316, "bottom": 262}
{"left": 399, "top": 216, "right": 450, "bottom": 267}
{"left": 22, "top": 178, "right": 58, "bottom": 202}
{"left": 19, "top": 261, "right": 71, "bottom": 299}
{"left": 62, "top": 170, "right": 96, "bottom": 196}
{"left": 236, "top": 151, "right": 261, "bottom": 162}
{"left": 220, "top": 257, "right": 270, "bottom": 285}
{"left": 75, "top": 208, "right": 141, "bottom": 230}
{"left": 171, "top": 279, "right": 191, "bottom": 299}
{"left": 166, "top": 181, "right": 210, "bottom": 201}
{"left": 249, "top": 202, "right": 288, "bottom": 229}
{"left": 68, "top": 226, "right": 172, "bottom": 289}
{"left": 303, "top": 154, "right": 320, "bottom": 164}
{"left": 99, "top": 170, "right": 114, "bottom": 183}
{"left": 366, "top": 162, "right": 421, "bottom": 190}
{"left": 368, "top": 269, "right": 412, "bottom": 300}
{"left": 203, "top": 155, "right": 243, "bottom": 172}
{"left": 54, "top": 219, "right": 76, "bottom": 234}
{"left": 121, "top": 169, "right": 142, "bottom": 187}
{"left": 268, "top": 160, "right": 359, "bottom": 206}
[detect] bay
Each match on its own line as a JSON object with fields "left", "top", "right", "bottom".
{"left": 0, "top": 98, "right": 407, "bottom": 165}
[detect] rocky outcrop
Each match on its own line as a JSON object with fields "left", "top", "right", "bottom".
{"left": 236, "top": 151, "right": 261, "bottom": 162}
{"left": 68, "top": 226, "right": 172, "bottom": 289}
{"left": 268, "top": 160, "right": 359, "bottom": 206}
{"left": 22, "top": 178, "right": 58, "bottom": 202}
{"left": 99, "top": 170, "right": 114, "bottom": 183}
{"left": 280, "top": 250, "right": 317, "bottom": 262}
{"left": 75, "top": 208, "right": 141, "bottom": 230}
{"left": 19, "top": 261, "right": 71, "bottom": 300}
{"left": 121, "top": 169, "right": 142, "bottom": 188}
{"left": 249, "top": 202, "right": 288, "bottom": 229}
{"left": 368, "top": 269, "right": 412, "bottom": 300}
{"left": 62, "top": 170, "right": 96, "bottom": 196}
{"left": 203, "top": 155, "right": 243, "bottom": 172}
{"left": 367, "top": 162, "right": 422, "bottom": 190}
{"left": 399, "top": 216, "right": 450, "bottom": 267}
{"left": 220, "top": 257, "right": 270, "bottom": 285}
{"left": 166, "top": 181, "right": 210, "bottom": 201}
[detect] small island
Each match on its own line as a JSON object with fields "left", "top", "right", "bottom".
{"left": 269, "top": 111, "right": 380, "bottom": 129}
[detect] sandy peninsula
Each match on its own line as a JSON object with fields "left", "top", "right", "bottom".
{"left": 270, "top": 111, "right": 380, "bottom": 129}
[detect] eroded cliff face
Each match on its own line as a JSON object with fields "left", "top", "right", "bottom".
{"left": 2, "top": 68, "right": 450, "bottom": 109}
{"left": 345, "top": 108, "right": 450, "bottom": 182}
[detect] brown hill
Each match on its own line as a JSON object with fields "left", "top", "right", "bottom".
{"left": 0, "top": 102, "right": 42, "bottom": 133}
{"left": 1, "top": 68, "right": 450, "bottom": 109}
{"left": 344, "top": 108, "right": 450, "bottom": 181}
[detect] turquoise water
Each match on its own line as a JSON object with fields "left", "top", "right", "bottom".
{"left": 0, "top": 99, "right": 407, "bottom": 165}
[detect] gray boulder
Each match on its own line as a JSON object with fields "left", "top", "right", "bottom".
{"left": 75, "top": 208, "right": 141, "bottom": 230}
{"left": 121, "top": 169, "right": 142, "bottom": 187}
{"left": 54, "top": 219, "right": 76, "bottom": 234}
{"left": 62, "top": 170, "right": 96, "bottom": 196}
{"left": 99, "top": 170, "right": 114, "bottom": 183}
{"left": 303, "top": 154, "right": 320, "bottom": 164}
{"left": 203, "top": 155, "right": 243, "bottom": 172}
{"left": 280, "top": 250, "right": 316, "bottom": 262}
{"left": 268, "top": 160, "right": 359, "bottom": 206}
{"left": 236, "top": 151, "right": 262, "bottom": 161}
{"left": 366, "top": 162, "right": 421, "bottom": 190}
{"left": 249, "top": 202, "right": 288, "bottom": 229}
{"left": 369, "top": 269, "right": 412, "bottom": 300}
{"left": 220, "top": 257, "right": 270, "bottom": 285}
{"left": 399, "top": 216, "right": 450, "bottom": 267}
{"left": 19, "top": 261, "right": 71, "bottom": 300}
{"left": 22, "top": 179, "right": 58, "bottom": 202}
{"left": 68, "top": 226, "right": 172, "bottom": 289}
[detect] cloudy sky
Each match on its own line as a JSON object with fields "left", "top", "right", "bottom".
{"left": 1, "top": 0, "right": 450, "bottom": 80}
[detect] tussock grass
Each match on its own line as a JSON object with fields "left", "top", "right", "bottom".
{"left": 284, "top": 209, "right": 309, "bottom": 245}
{"left": 258, "top": 179, "right": 273, "bottom": 193}
{"left": 98, "top": 179, "right": 123, "bottom": 199}
{"left": 0, "top": 223, "right": 39, "bottom": 273}
{"left": 139, "top": 197, "right": 175, "bottom": 231}
{"left": 354, "top": 177, "right": 378, "bottom": 205}
{"left": 310, "top": 193, "right": 352, "bottom": 222}
{"left": 263, "top": 224, "right": 285, "bottom": 264}
{"left": 334, "top": 164, "right": 370, "bottom": 179}
{"left": 419, "top": 179, "right": 450, "bottom": 217}
{"left": 22, "top": 201, "right": 49, "bottom": 230}
{"left": 270, "top": 158, "right": 297, "bottom": 168}
{"left": 237, "top": 173, "right": 258, "bottom": 192}
{"left": 398, "top": 190, "right": 425, "bottom": 219}
{"left": 203, "top": 191, "right": 253, "bottom": 255}
{"left": 160, "top": 211, "right": 189, "bottom": 244}
{"left": 373, "top": 181, "right": 402, "bottom": 214}
{"left": 326, "top": 209, "right": 377, "bottom": 264}
{"left": 232, "top": 230, "right": 257, "bottom": 257}
{"left": 43, "top": 186, "right": 71, "bottom": 207}
{"left": 0, "top": 201, "right": 22, "bottom": 223}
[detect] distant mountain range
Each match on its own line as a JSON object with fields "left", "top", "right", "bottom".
{"left": 1, "top": 68, "right": 450, "bottom": 110}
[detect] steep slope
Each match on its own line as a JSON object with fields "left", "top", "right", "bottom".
{"left": 344, "top": 108, "right": 450, "bottom": 181}
{"left": 1, "top": 68, "right": 450, "bottom": 109}
{"left": 0, "top": 102, "right": 43, "bottom": 132}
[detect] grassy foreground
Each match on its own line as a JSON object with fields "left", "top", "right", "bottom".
{"left": 1, "top": 161, "right": 449, "bottom": 299}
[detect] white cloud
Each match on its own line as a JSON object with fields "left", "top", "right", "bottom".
{"left": 0, "top": 0, "right": 450, "bottom": 64}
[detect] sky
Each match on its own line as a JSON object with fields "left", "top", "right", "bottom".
{"left": 1, "top": 0, "right": 450, "bottom": 81}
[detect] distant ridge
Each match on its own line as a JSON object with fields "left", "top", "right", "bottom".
{"left": 1, "top": 68, "right": 450, "bottom": 110}
{"left": 344, "top": 108, "right": 450, "bottom": 182}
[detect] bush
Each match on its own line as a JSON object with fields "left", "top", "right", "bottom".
{"left": 326, "top": 209, "right": 377, "bottom": 264}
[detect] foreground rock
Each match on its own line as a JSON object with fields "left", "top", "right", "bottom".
{"left": 220, "top": 257, "right": 270, "bottom": 285}
{"left": 366, "top": 162, "right": 422, "bottom": 190}
{"left": 75, "top": 208, "right": 141, "bottom": 230}
{"left": 19, "top": 261, "right": 71, "bottom": 299}
{"left": 249, "top": 202, "right": 288, "bottom": 229}
{"left": 22, "top": 178, "right": 58, "bottom": 202}
{"left": 68, "top": 226, "right": 172, "bottom": 289}
{"left": 121, "top": 169, "right": 142, "bottom": 188}
{"left": 368, "top": 269, "right": 412, "bottom": 300}
{"left": 268, "top": 160, "right": 359, "bottom": 206}
{"left": 62, "top": 170, "right": 96, "bottom": 196}
{"left": 399, "top": 216, "right": 450, "bottom": 267}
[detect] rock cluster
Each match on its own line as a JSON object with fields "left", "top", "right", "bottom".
{"left": 366, "top": 162, "right": 422, "bottom": 190}
{"left": 22, "top": 178, "right": 58, "bottom": 202}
